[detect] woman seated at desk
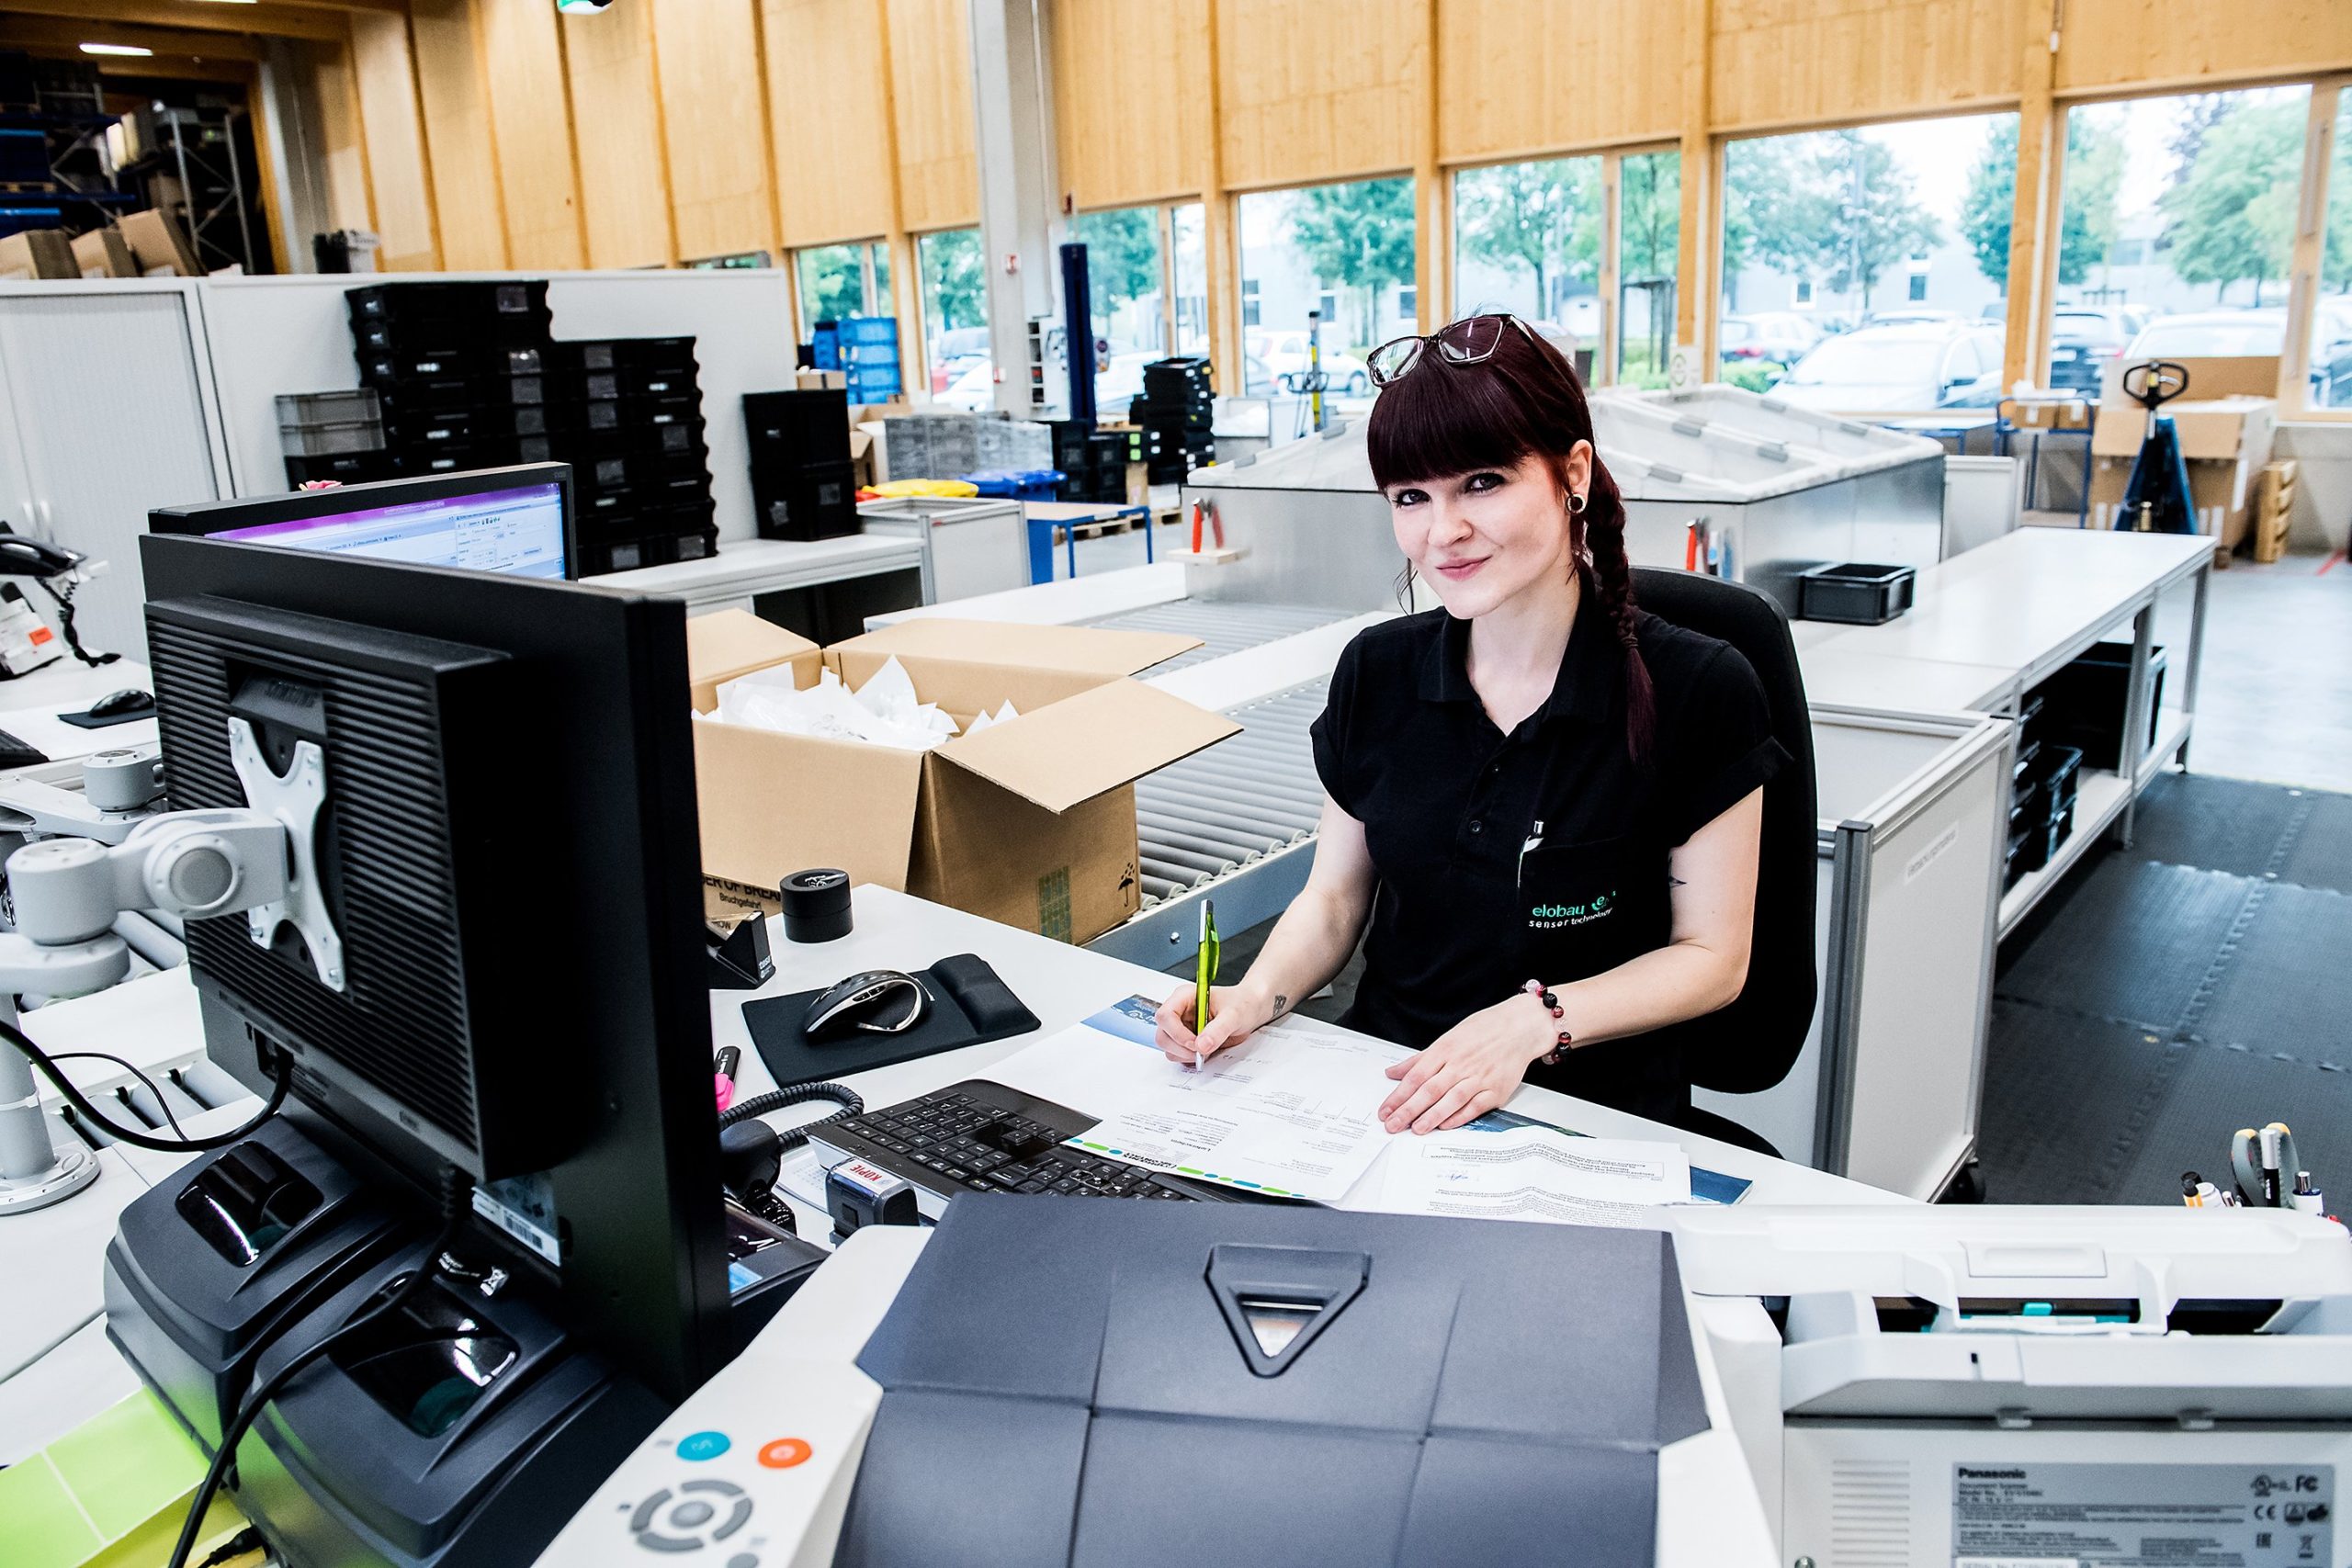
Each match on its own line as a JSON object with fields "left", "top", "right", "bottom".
{"left": 1157, "top": 317, "right": 1787, "bottom": 1134}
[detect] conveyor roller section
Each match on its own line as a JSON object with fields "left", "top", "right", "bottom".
{"left": 1086, "top": 602, "right": 1351, "bottom": 675}
{"left": 1134, "top": 680, "right": 1329, "bottom": 906}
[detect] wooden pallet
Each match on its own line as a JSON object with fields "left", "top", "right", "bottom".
{"left": 2253, "top": 460, "right": 2298, "bottom": 565}
{"left": 0, "top": 182, "right": 60, "bottom": 195}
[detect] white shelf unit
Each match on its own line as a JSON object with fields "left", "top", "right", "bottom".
{"left": 1998, "top": 765, "right": 2134, "bottom": 937}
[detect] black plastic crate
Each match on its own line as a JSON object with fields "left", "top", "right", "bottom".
{"left": 381, "top": 411, "right": 476, "bottom": 448}
{"left": 2033, "top": 644, "right": 2166, "bottom": 773}
{"left": 555, "top": 365, "right": 698, "bottom": 404}
{"left": 348, "top": 315, "right": 551, "bottom": 357}
{"left": 546, "top": 336, "right": 698, "bottom": 374}
{"left": 283, "top": 450, "right": 398, "bottom": 489}
{"left": 2034, "top": 743, "right": 2084, "bottom": 814}
{"left": 744, "top": 389, "right": 852, "bottom": 472}
{"left": 582, "top": 395, "right": 700, "bottom": 433}
{"left": 358, "top": 345, "right": 545, "bottom": 384}
{"left": 395, "top": 444, "right": 491, "bottom": 477}
{"left": 1797, "top": 562, "right": 1917, "bottom": 626}
{"left": 754, "top": 462, "right": 858, "bottom": 542}
{"left": 345, "top": 279, "right": 550, "bottom": 323}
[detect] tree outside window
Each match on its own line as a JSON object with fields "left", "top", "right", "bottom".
{"left": 1239, "top": 176, "right": 1415, "bottom": 405}
{"left": 919, "top": 227, "right": 988, "bottom": 395}
{"left": 1617, "top": 152, "right": 1679, "bottom": 389}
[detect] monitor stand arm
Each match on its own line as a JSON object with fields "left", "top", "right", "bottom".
{"left": 0, "top": 737, "right": 338, "bottom": 1215}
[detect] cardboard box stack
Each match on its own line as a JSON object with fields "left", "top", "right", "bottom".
{"left": 743, "top": 387, "right": 859, "bottom": 541}
{"left": 344, "top": 281, "right": 715, "bottom": 573}
{"left": 0, "top": 228, "right": 76, "bottom": 279}
{"left": 70, "top": 228, "right": 136, "bottom": 278}
{"left": 686, "top": 611, "right": 1240, "bottom": 943}
{"left": 1134, "top": 357, "right": 1215, "bottom": 483}
{"left": 2088, "top": 356, "right": 2278, "bottom": 562}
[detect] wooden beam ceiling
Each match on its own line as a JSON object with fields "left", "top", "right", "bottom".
{"left": 0, "top": 14, "right": 268, "bottom": 62}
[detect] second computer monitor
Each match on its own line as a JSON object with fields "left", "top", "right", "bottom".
{"left": 148, "top": 465, "right": 575, "bottom": 582}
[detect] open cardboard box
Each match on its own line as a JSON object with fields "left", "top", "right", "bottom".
{"left": 687, "top": 612, "right": 1241, "bottom": 942}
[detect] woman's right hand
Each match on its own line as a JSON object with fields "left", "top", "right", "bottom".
{"left": 1155, "top": 983, "right": 1271, "bottom": 1066}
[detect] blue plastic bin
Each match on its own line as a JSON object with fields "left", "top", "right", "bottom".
{"left": 965, "top": 468, "right": 1066, "bottom": 504}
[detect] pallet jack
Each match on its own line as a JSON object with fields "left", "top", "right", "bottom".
{"left": 2115, "top": 359, "right": 2195, "bottom": 534}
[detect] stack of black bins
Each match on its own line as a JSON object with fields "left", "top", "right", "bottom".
{"left": 348, "top": 280, "right": 556, "bottom": 480}
{"left": 742, "top": 388, "right": 857, "bottom": 541}
{"left": 1135, "top": 357, "right": 1214, "bottom": 484}
{"left": 345, "top": 282, "right": 715, "bottom": 577}
{"left": 545, "top": 337, "right": 715, "bottom": 574}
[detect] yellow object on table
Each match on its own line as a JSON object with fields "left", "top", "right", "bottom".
{"left": 867, "top": 478, "right": 978, "bottom": 499}
{"left": 0, "top": 1390, "right": 250, "bottom": 1568}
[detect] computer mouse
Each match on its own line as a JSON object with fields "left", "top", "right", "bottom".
{"left": 88, "top": 688, "right": 154, "bottom": 719}
{"left": 803, "top": 969, "right": 929, "bottom": 1042}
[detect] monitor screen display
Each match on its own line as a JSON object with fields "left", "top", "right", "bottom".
{"left": 213, "top": 481, "right": 567, "bottom": 580}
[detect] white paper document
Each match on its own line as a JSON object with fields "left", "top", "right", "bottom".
{"left": 1061, "top": 1019, "right": 1402, "bottom": 1202}
{"left": 1361, "top": 1123, "right": 1690, "bottom": 1227}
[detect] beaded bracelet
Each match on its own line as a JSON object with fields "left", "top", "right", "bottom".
{"left": 1521, "top": 979, "right": 1574, "bottom": 1066}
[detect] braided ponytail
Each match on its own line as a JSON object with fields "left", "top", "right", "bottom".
{"left": 1580, "top": 456, "right": 1655, "bottom": 760}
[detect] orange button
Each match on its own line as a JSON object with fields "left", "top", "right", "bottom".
{"left": 758, "top": 1438, "right": 812, "bottom": 1470}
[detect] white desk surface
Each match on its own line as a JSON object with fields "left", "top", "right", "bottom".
{"left": 865, "top": 561, "right": 1185, "bottom": 629}
{"left": 715, "top": 886, "right": 1910, "bottom": 1227}
{"left": 0, "top": 656, "right": 157, "bottom": 766}
{"left": 598, "top": 533, "right": 923, "bottom": 602}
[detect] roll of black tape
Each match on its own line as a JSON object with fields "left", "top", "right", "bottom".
{"left": 780, "top": 868, "right": 853, "bottom": 943}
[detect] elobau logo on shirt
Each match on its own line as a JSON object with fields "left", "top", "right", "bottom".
{"left": 1529, "top": 891, "right": 1616, "bottom": 931}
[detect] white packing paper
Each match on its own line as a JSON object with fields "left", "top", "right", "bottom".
{"left": 703, "top": 656, "right": 961, "bottom": 750}
{"left": 1359, "top": 1123, "right": 1690, "bottom": 1228}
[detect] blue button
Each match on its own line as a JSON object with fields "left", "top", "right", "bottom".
{"left": 675, "top": 1431, "right": 731, "bottom": 1462}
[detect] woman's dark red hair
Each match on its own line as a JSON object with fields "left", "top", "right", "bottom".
{"left": 1364, "top": 321, "right": 1654, "bottom": 758}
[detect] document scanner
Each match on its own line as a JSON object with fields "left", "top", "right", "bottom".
{"left": 534, "top": 1194, "right": 1777, "bottom": 1567}
{"left": 1675, "top": 1204, "right": 2352, "bottom": 1566}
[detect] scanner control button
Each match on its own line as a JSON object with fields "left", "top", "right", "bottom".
{"left": 669, "top": 1501, "right": 715, "bottom": 1529}
{"left": 674, "top": 1430, "right": 730, "bottom": 1461}
{"left": 728, "top": 1557, "right": 758, "bottom": 1568}
{"left": 759, "top": 1438, "right": 813, "bottom": 1469}
{"left": 635, "top": 1532, "right": 702, "bottom": 1553}
{"left": 628, "top": 1491, "right": 672, "bottom": 1533}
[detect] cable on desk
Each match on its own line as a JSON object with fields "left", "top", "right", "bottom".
{"left": 718, "top": 1080, "right": 863, "bottom": 1149}
{"left": 44, "top": 1049, "right": 192, "bottom": 1143}
{"left": 164, "top": 1166, "right": 476, "bottom": 1568}
{"left": 1, "top": 1017, "right": 289, "bottom": 1153}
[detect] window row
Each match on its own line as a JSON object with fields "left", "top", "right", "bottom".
{"left": 783, "top": 78, "right": 2348, "bottom": 419}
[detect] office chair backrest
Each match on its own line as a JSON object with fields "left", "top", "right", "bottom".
{"left": 1632, "top": 567, "right": 1817, "bottom": 1094}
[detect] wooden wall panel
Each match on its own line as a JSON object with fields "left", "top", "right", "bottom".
{"left": 346, "top": 11, "right": 439, "bottom": 270}
{"left": 561, "top": 6, "right": 674, "bottom": 268}
{"left": 1710, "top": 0, "right": 2018, "bottom": 134}
{"left": 408, "top": 0, "right": 506, "bottom": 270}
{"left": 2053, "top": 0, "right": 2352, "bottom": 93}
{"left": 764, "top": 0, "right": 896, "bottom": 244}
{"left": 888, "top": 0, "right": 978, "bottom": 231}
{"left": 650, "top": 0, "right": 776, "bottom": 261}
{"left": 1216, "top": 0, "right": 1427, "bottom": 190}
{"left": 1438, "top": 0, "right": 1685, "bottom": 164}
{"left": 309, "top": 40, "right": 373, "bottom": 236}
{"left": 1056, "top": 0, "right": 1212, "bottom": 208}
{"left": 479, "top": 0, "right": 584, "bottom": 268}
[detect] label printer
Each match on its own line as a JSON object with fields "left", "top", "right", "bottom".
{"left": 536, "top": 1199, "right": 2352, "bottom": 1568}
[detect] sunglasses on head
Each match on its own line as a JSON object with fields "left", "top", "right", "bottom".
{"left": 1366, "top": 314, "right": 1539, "bottom": 387}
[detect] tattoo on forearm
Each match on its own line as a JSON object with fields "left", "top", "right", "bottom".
{"left": 1272, "top": 993, "right": 1290, "bottom": 1018}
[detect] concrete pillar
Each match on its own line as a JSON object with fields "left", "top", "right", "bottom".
{"left": 967, "top": 0, "right": 1064, "bottom": 417}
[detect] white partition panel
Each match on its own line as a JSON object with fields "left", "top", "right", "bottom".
{"left": 197, "top": 271, "right": 799, "bottom": 545}
{"left": 0, "top": 281, "right": 228, "bottom": 662}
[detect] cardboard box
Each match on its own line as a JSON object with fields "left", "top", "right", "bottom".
{"left": 70, "top": 227, "right": 137, "bottom": 278}
{"left": 848, "top": 427, "right": 876, "bottom": 491}
{"left": 0, "top": 229, "right": 78, "bottom": 280}
{"left": 2090, "top": 395, "right": 2275, "bottom": 464}
{"left": 2000, "top": 395, "right": 2092, "bottom": 432}
{"left": 796, "top": 369, "right": 847, "bottom": 390}
{"left": 686, "top": 613, "right": 1240, "bottom": 942}
{"left": 119, "top": 209, "right": 201, "bottom": 276}
{"left": 2088, "top": 455, "right": 2265, "bottom": 556}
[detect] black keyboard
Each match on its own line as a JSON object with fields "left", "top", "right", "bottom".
{"left": 0, "top": 728, "right": 48, "bottom": 770}
{"left": 813, "top": 1078, "right": 1247, "bottom": 1209}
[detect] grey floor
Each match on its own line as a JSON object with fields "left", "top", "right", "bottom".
{"left": 2181, "top": 548, "right": 2352, "bottom": 794}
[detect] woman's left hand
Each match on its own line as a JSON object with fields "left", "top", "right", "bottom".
{"left": 1377, "top": 991, "right": 1555, "bottom": 1134}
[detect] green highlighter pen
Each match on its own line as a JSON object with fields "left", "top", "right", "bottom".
{"left": 1193, "top": 900, "right": 1220, "bottom": 1070}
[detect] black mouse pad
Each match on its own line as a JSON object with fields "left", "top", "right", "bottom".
{"left": 742, "top": 953, "right": 1040, "bottom": 1089}
{"left": 59, "top": 705, "right": 153, "bottom": 730}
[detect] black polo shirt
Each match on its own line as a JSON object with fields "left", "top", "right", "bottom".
{"left": 1309, "top": 601, "right": 1786, "bottom": 1122}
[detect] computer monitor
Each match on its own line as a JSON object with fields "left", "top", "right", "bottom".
{"left": 148, "top": 465, "right": 576, "bottom": 582}
{"left": 134, "top": 530, "right": 725, "bottom": 1402}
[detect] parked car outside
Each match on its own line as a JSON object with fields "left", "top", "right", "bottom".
{"left": 2047, "top": 306, "right": 2148, "bottom": 394}
{"left": 2122, "top": 310, "right": 2287, "bottom": 361}
{"left": 1720, "top": 311, "right": 1820, "bottom": 367}
{"left": 1772, "top": 321, "right": 2006, "bottom": 412}
{"left": 1246, "top": 330, "right": 1374, "bottom": 395}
